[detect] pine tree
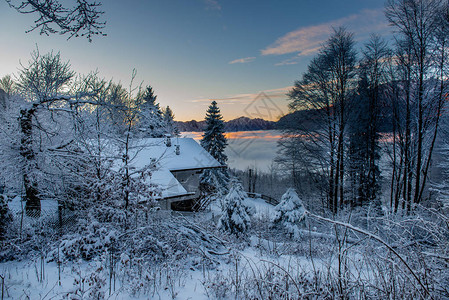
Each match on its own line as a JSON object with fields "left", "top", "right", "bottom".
{"left": 273, "top": 188, "right": 306, "bottom": 238}
{"left": 349, "top": 35, "right": 386, "bottom": 209}
{"left": 218, "top": 180, "right": 251, "bottom": 235}
{"left": 137, "top": 86, "right": 165, "bottom": 138}
{"left": 163, "top": 106, "right": 179, "bottom": 136}
{"left": 200, "top": 101, "right": 229, "bottom": 195}
{"left": 201, "top": 101, "right": 228, "bottom": 164}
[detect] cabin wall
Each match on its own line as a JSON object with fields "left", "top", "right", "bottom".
{"left": 172, "top": 169, "right": 202, "bottom": 196}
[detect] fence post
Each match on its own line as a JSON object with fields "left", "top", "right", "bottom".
{"left": 1, "top": 274, "right": 4, "bottom": 300}
{"left": 57, "top": 244, "right": 61, "bottom": 286}
{"left": 58, "top": 202, "right": 63, "bottom": 232}
{"left": 109, "top": 242, "right": 115, "bottom": 296}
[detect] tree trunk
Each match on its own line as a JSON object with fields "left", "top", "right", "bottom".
{"left": 20, "top": 108, "right": 41, "bottom": 217}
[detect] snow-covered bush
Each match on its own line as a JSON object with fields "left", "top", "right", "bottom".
{"left": 218, "top": 180, "right": 251, "bottom": 235}
{"left": 272, "top": 188, "right": 306, "bottom": 238}
{"left": 57, "top": 219, "right": 117, "bottom": 261}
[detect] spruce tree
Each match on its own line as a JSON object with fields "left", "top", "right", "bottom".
{"left": 201, "top": 101, "right": 228, "bottom": 164}
{"left": 349, "top": 35, "right": 386, "bottom": 209}
{"left": 273, "top": 188, "right": 306, "bottom": 238}
{"left": 137, "top": 86, "right": 165, "bottom": 138}
{"left": 218, "top": 179, "right": 251, "bottom": 235}
{"left": 163, "top": 106, "right": 179, "bottom": 136}
{"left": 200, "top": 101, "right": 229, "bottom": 195}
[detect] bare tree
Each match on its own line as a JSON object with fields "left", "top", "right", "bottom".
{"left": 15, "top": 51, "right": 75, "bottom": 215}
{"left": 385, "top": 0, "right": 448, "bottom": 209}
{"left": 287, "top": 27, "right": 357, "bottom": 213}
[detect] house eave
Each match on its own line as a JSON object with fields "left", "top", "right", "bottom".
{"left": 169, "top": 165, "right": 227, "bottom": 173}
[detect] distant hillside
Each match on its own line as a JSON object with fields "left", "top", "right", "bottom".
{"left": 225, "top": 117, "right": 276, "bottom": 131}
{"left": 276, "top": 109, "right": 322, "bottom": 131}
{"left": 277, "top": 103, "right": 395, "bottom": 133}
{"left": 177, "top": 107, "right": 395, "bottom": 133}
{"left": 176, "top": 116, "right": 276, "bottom": 132}
{"left": 176, "top": 120, "right": 206, "bottom": 132}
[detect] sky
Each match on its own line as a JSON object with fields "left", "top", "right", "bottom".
{"left": 0, "top": 0, "right": 390, "bottom": 121}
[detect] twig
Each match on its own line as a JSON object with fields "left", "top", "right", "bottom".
{"left": 307, "top": 211, "right": 433, "bottom": 299}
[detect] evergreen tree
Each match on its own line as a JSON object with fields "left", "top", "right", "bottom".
{"left": 273, "top": 188, "right": 306, "bottom": 238}
{"left": 201, "top": 101, "right": 228, "bottom": 164}
{"left": 0, "top": 75, "right": 16, "bottom": 95}
{"left": 200, "top": 101, "right": 229, "bottom": 195}
{"left": 137, "top": 86, "right": 165, "bottom": 138}
{"left": 348, "top": 77, "right": 381, "bottom": 208}
{"left": 163, "top": 106, "right": 179, "bottom": 136}
{"left": 0, "top": 195, "right": 13, "bottom": 240}
{"left": 349, "top": 35, "right": 387, "bottom": 209}
{"left": 218, "top": 179, "right": 251, "bottom": 236}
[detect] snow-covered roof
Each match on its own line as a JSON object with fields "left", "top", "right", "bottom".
{"left": 129, "top": 138, "right": 222, "bottom": 199}
{"left": 151, "top": 168, "right": 189, "bottom": 198}
{"left": 132, "top": 138, "right": 222, "bottom": 171}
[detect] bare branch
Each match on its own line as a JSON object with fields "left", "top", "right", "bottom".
{"left": 5, "top": 0, "right": 106, "bottom": 41}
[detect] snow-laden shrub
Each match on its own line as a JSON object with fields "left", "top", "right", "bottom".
{"left": 272, "top": 188, "right": 306, "bottom": 238}
{"left": 218, "top": 180, "right": 251, "bottom": 235}
{"left": 57, "top": 219, "right": 117, "bottom": 261}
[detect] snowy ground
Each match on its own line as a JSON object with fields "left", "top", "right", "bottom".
{"left": 0, "top": 241, "right": 322, "bottom": 300}
{"left": 0, "top": 198, "right": 318, "bottom": 300}
{"left": 0, "top": 259, "right": 210, "bottom": 299}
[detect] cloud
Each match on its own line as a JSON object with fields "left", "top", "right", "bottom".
{"left": 189, "top": 86, "right": 293, "bottom": 105}
{"left": 204, "top": 0, "right": 221, "bottom": 11}
{"left": 261, "top": 9, "right": 389, "bottom": 59}
{"left": 274, "top": 58, "right": 300, "bottom": 66}
{"left": 188, "top": 86, "right": 294, "bottom": 121}
{"left": 228, "top": 57, "right": 256, "bottom": 64}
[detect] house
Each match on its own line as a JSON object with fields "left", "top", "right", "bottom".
{"left": 132, "top": 136, "right": 224, "bottom": 210}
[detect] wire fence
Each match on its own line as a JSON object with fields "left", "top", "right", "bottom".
{"left": 8, "top": 207, "right": 78, "bottom": 238}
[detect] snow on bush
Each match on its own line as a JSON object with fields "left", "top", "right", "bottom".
{"left": 218, "top": 180, "right": 251, "bottom": 235}
{"left": 272, "top": 188, "right": 306, "bottom": 238}
{"left": 56, "top": 219, "right": 117, "bottom": 261}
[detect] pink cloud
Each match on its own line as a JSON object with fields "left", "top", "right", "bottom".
{"left": 229, "top": 57, "right": 256, "bottom": 64}
{"left": 262, "top": 9, "right": 389, "bottom": 58}
{"left": 189, "top": 86, "right": 293, "bottom": 105}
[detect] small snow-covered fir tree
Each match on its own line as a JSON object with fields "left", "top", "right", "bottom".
{"left": 200, "top": 168, "right": 229, "bottom": 197}
{"left": 218, "top": 180, "right": 251, "bottom": 235}
{"left": 200, "top": 101, "right": 229, "bottom": 195}
{"left": 273, "top": 188, "right": 306, "bottom": 238}
{"left": 137, "top": 86, "right": 165, "bottom": 138}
